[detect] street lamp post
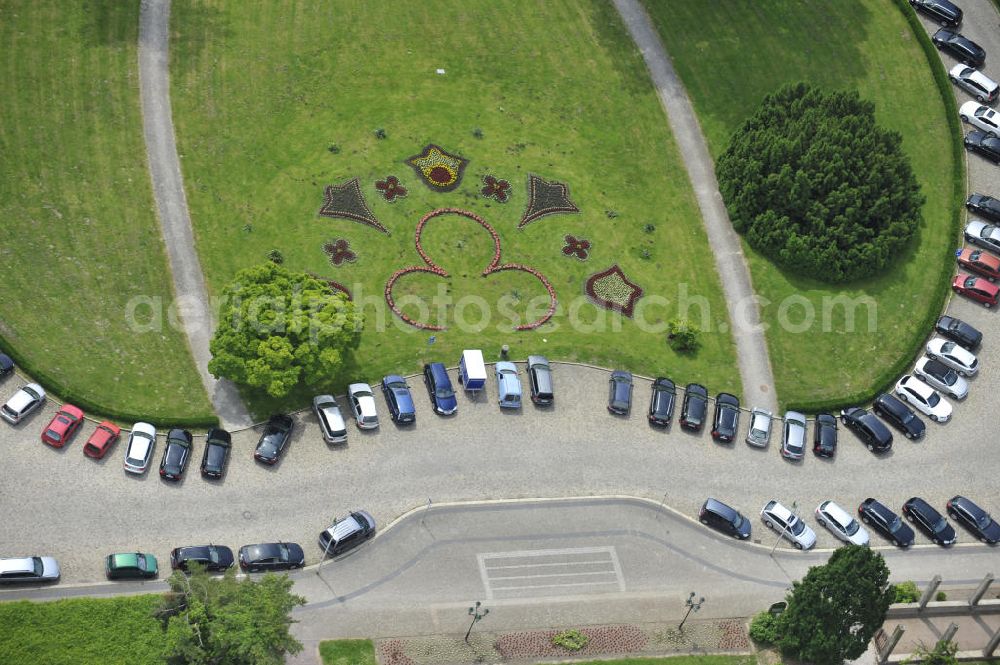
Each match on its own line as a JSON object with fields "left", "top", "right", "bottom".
{"left": 678, "top": 592, "right": 705, "bottom": 631}
{"left": 465, "top": 601, "right": 489, "bottom": 643}
{"left": 316, "top": 518, "right": 338, "bottom": 577}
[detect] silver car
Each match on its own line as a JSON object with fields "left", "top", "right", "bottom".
{"left": 926, "top": 337, "right": 979, "bottom": 376}
{"left": 348, "top": 383, "right": 379, "bottom": 430}
{"left": 761, "top": 500, "right": 816, "bottom": 550}
{"left": 0, "top": 556, "right": 60, "bottom": 583}
{"left": 1, "top": 382, "right": 46, "bottom": 424}
{"left": 960, "top": 101, "right": 1000, "bottom": 136}
{"left": 815, "top": 500, "right": 869, "bottom": 546}
{"left": 913, "top": 357, "right": 968, "bottom": 399}
{"left": 950, "top": 64, "right": 1000, "bottom": 103}
{"left": 313, "top": 395, "right": 347, "bottom": 444}
{"left": 123, "top": 422, "right": 157, "bottom": 474}
{"left": 780, "top": 411, "right": 807, "bottom": 460}
{"left": 746, "top": 408, "right": 772, "bottom": 447}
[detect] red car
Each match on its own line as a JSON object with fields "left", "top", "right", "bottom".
{"left": 952, "top": 273, "right": 1000, "bottom": 307}
{"left": 83, "top": 420, "right": 122, "bottom": 459}
{"left": 957, "top": 247, "right": 1000, "bottom": 281}
{"left": 40, "top": 404, "right": 85, "bottom": 447}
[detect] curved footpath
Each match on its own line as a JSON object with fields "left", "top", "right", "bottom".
{"left": 137, "top": 0, "right": 251, "bottom": 428}
{"left": 611, "top": 0, "right": 778, "bottom": 413}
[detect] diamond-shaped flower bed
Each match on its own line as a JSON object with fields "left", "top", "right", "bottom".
{"left": 586, "top": 264, "right": 643, "bottom": 317}
{"left": 519, "top": 174, "right": 579, "bottom": 229}
{"left": 318, "top": 177, "right": 388, "bottom": 234}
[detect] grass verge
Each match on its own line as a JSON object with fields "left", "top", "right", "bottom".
{"left": 319, "top": 639, "right": 378, "bottom": 665}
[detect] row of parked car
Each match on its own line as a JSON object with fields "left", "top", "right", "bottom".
{"left": 699, "top": 492, "right": 1000, "bottom": 550}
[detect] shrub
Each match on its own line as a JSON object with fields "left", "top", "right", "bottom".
{"left": 472, "top": 127, "right": 484, "bottom": 139}
{"left": 373, "top": 127, "right": 387, "bottom": 139}
{"left": 904, "top": 640, "right": 958, "bottom": 665}
{"left": 716, "top": 82, "right": 924, "bottom": 283}
{"left": 667, "top": 318, "right": 700, "bottom": 352}
{"left": 551, "top": 629, "right": 589, "bottom": 651}
{"left": 893, "top": 581, "right": 920, "bottom": 603}
{"left": 749, "top": 610, "right": 781, "bottom": 645}
{"left": 266, "top": 248, "right": 284, "bottom": 264}
{"left": 936, "top": 591, "right": 947, "bottom": 602}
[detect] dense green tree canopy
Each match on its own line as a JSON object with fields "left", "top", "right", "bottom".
{"left": 716, "top": 82, "right": 924, "bottom": 283}
{"left": 777, "top": 545, "right": 894, "bottom": 665}
{"left": 208, "top": 263, "right": 362, "bottom": 398}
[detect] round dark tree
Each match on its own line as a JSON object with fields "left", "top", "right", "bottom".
{"left": 716, "top": 82, "right": 924, "bottom": 283}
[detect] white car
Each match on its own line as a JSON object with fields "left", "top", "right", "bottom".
{"left": 895, "top": 375, "right": 952, "bottom": 423}
{"left": 761, "top": 500, "right": 816, "bottom": 550}
{"left": 914, "top": 357, "right": 968, "bottom": 400}
{"left": 950, "top": 64, "right": 1000, "bottom": 103}
{"left": 926, "top": 337, "right": 979, "bottom": 377}
{"left": 313, "top": 394, "right": 347, "bottom": 444}
{"left": 961, "top": 101, "right": 1000, "bottom": 136}
{"left": 815, "top": 500, "right": 870, "bottom": 546}
{"left": 348, "top": 383, "right": 379, "bottom": 430}
{"left": 1, "top": 383, "right": 46, "bottom": 424}
{"left": 123, "top": 422, "right": 157, "bottom": 475}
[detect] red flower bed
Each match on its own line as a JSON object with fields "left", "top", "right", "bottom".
{"left": 495, "top": 625, "right": 647, "bottom": 660}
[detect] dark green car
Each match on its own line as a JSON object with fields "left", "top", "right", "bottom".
{"left": 105, "top": 552, "right": 158, "bottom": 580}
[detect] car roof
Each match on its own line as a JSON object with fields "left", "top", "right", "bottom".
{"left": 819, "top": 501, "right": 854, "bottom": 527}
{"left": 951, "top": 495, "right": 986, "bottom": 517}
{"left": 704, "top": 498, "right": 739, "bottom": 520}
{"left": 899, "top": 376, "right": 934, "bottom": 398}
{"left": 863, "top": 498, "right": 894, "bottom": 520}
{"left": 766, "top": 501, "right": 794, "bottom": 522}
{"left": 325, "top": 514, "right": 366, "bottom": 540}
{"left": 0, "top": 557, "right": 37, "bottom": 574}
{"left": 527, "top": 355, "right": 549, "bottom": 367}
{"left": 716, "top": 392, "right": 739, "bottom": 407}
{"left": 111, "top": 552, "right": 140, "bottom": 568}
{"left": 427, "top": 362, "right": 449, "bottom": 379}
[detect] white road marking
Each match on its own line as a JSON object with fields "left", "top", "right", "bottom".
{"left": 477, "top": 546, "right": 625, "bottom": 599}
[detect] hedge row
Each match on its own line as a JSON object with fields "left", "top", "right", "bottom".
{"left": 0, "top": 335, "right": 218, "bottom": 429}
{"left": 785, "top": 0, "right": 964, "bottom": 414}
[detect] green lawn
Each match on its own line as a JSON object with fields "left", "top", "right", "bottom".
{"left": 169, "top": 0, "right": 741, "bottom": 414}
{"left": 0, "top": 596, "right": 162, "bottom": 665}
{"left": 319, "top": 639, "right": 378, "bottom": 665}
{"left": 643, "top": 0, "right": 959, "bottom": 410}
{"left": 0, "top": 2, "right": 213, "bottom": 422}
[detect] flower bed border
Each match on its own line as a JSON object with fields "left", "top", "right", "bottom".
{"left": 585, "top": 264, "right": 644, "bottom": 318}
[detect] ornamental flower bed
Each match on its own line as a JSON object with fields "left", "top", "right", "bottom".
{"left": 585, "top": 264, "right": 644, "bottom": 317}
{"left": 375, "top": 175, "right": 407, "bottom": 202}
{"left": 519, "top": 173, "right": 579, "bottom": 229}
{"left": 318, "top": 177, "right": 388, "bottom": 234}
{"left": 562, "top": 234, "right": 591, "bottom": 260}
{"left": 406, "top": 144, "right": 469, "bottom": 192}
{"left": 495, "top": 625, "right": 647, "bottom": 660}
{"left": 322, "top": 238, "right": 356, "bottom": 266}
{"left": 481, "top": 175, "right": 511, "bottom": 202}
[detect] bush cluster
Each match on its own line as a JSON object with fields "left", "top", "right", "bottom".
{"left": 551, "top": 629, "right": 589, "bottom": 651}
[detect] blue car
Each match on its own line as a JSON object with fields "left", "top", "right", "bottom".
{"left": 381, "top": 375, "right": 416, "bottom": 424}
{"left": 423, "top": 363, "right": 458, "bottom": 415}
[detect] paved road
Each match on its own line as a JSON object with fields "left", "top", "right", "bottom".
{"left": 137, "top": 0, "right": 250, "bottom": 428}
{"left": 611, "top": 0, "right": 778, "bottom": 413}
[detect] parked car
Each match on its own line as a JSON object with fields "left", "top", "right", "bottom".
{"left": 200, "top": 427, "right": 232, "bottom": 479}
{"left": 711, "top": 393, "right": 740, "bottom": 443}
{"left": 910, "top": 0, "right": 962, "bottom": 27}
{"left": 159, "top": 428, "right": 193, "bottom": 481}
{"left": 1, "top": 382, "right": 45, "bottom": 424}
{"left": 780, "top": 411, "right": 807, "bottom": 460}
{"left": 966, "top": 192, "right": 1000, "bottom": 223}
{"left": 527, "top": 355, "right": 554, "bottom": 405}
{"left": 380, "top": 376, "right": 416, "bottom": 424}
{"left": 679, "top": 383, "right": 708, "bottom": 431}
{"left": 170, "top": 545, "right": 235, "bottom": 572}
{"left": 106, "top": 552, "right": 158, "bottom": 580}
{"left": 495, "top": 361, "right": 522, "bottom": 409}
{"left": 895, "top": 375, "right": 952, "bottom": 423}
{"left": 123, "top": 422, "right": 157, "bottom": 474}
{"left": 760, "top": 500, "right": 816, "bottom": 550}
{"left": 423, "top": 362, "right": 458, "bottom": 415}
{"left": 952, "top": 273, "right": 999, "bottom": 307}
{"left": 950, "top": 64, "right": 999, "bottom": 103}
{"left": 318, "top": 510, "right": 377, "bottom": 556}
{"left": 957, "top": 248, "right": 1000, "bottom": 282}
{"left": 932, "top": 29, "right": 985, "bottom": 67}
{"left": 873, "top": 393, "right": 926, "bottom": 440}
{"left": 648, "top": 377, "right": 676, "bottom": 426}
{"left": 313, "top": 394, "right": 348, "bottom": 442}
{"left": 606, "top": 371, "right": 633, "bottom": 415}
{"left": 960, "top": 101, "right": 1000, "bottom": 135}
{"left": 40, "top": 404, "right": 84, "bottom": 447}
{"left": 964, "top": 219, "right": 1000, "bottom": 254}
{"left": 935, "top": 314, "right": 982, "bottom": 350}
{"left": 348, "top": 383, "right": 379, "bottom": 429}
{"left": 253, "top": 414, "right": 294, "bottom": 465}
{"left": 903, "top": 497, "right": 957, "bottom": 546}
{"left": 926, "top": 337, "right": 979, "bottom": 376}
{"left": 840, "top": 406, "right": 893, "bottom": 452}
{"left": 0, "top": 353, "right": 13, "bottom": 378}
{"left": 238, "top": 542, "right": 305, "bottom": 572}
{"left": 699, "top": 498, "right": 751, "bottom": 539}
{"left": 965, "top": 130, "right": 1000, "bottom": 163}
{"left": 83, "top": 421, "right": 121, "bottom": 459}
{"left": 0, "top": 556, "right": 60, "bottom": 583}
{"left": 858, "top": 498, "right": 915, "bottom": 547}
{"left": 914, "top": 357, "right": 969, "bottom": 399}
{"left": 815, "top": 500, "right": 870, "bottom": 546}
{"left": 812, "top": 413, "right": 838, "bottom": 457}
{"left": 746, "top": 408, "right": 772, "bottom": 448}
{"left": 947, "top": 496, "right": 1000, "bottom": 544}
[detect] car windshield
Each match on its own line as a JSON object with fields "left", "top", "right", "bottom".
{"left": 388, "top": 380, "right": 406, "bottom": 390}
{"left": 137, "top": 554, "right": 147, "bottom": 571}
{"left": 889, "top": 517, "right": 905, "bottom": 534}
{"left": 941, "top": 341, "right": 956, "bottom": 354}
{"left": 355, "top": 389, "right": 373, "bottom": 398}
{"left": 45, "top": 429, "right": 60, "bottom": 440}
{"left": 790, "top": 517, "right": 804, "bottom": 536}
{"left": 751, "top": 427, "right": 767, "bottom": 438}
{"left": 926, "top": 392, "right": 940, "bottom": 407}
{"left": 209, "top": 548, "right": 220, "bottom": 564}
{"left": 942, "top": 369, "right": 957, "bottom": 385}
{"left": 277, "top": 543, "right": 289, "bottom": 560}
{"left": 965, "top": 276, "right": 978, "bottom": 288}
{"left": 435, "top": 387, "right": 454, "bottom": 399}
{"left": 933, "top": 516, "right": 948, "bottom": 532}
{"left": 845, "top": 519, "right": 860, "bottom": 536}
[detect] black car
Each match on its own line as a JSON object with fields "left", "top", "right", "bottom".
{"left": 0, "top": 353, "right": 13, "bottom": 378}
{"left": 159, "top": 428, "right": 193, "bottom": 481}
{"left": 607, "top": 371, "right": 633, "bottom": 415}
{"left": 812, "top": 413, "right": 838, "bottom": 457}
{"left": 903, "top": 497, "right": 957, "bottom": 545}
{"left": 858, "top": 498, "right": 915, "bottom": 547}
{"left": 253, "top": 414, "right": 294, "bottom": 465}
{"left": 380, "top": 375, "right": 416, "bottom": 424}
{"left": 699, "top": 498, "right": 751, "bottom": 539}
{"left": 170, "top": 544, "right": 235, "bottom": 572}
{"left": 318, "top": 510, "right": 377, "bottom": 556}
{"left": 965, "top": 130, "right": 1000, "bottom": 163}
{"left": 680, "top": 384, "right": 708, "bottom": 431}
{"left": 527, "top": 355, "right": 554, "bottom": 405}
{"left": 966, "top": 193, "right": 1000, "bottom": 224}
{"left": 910, "top": 0, "right": 962, "bottom": 27}
{"left": 934, "top": 315, "right": 982, "bottom": 350}
{"left": 710, "top": 393, "right": 740, "bottom": 443}
{"left": 932, "top": 29, "right": 985, "bottom": 67}
{"left": 840, "top": 406, "right": 893, "bottom": 453}
{"left": 200, "top": 427, "right": 232, "bottom": 479}
{"left": 947, "top": 495, "right": 1000, "bottom": 544}
{"left": 238, "top": 542, "right": 305, "bottom": 572}
{"left": 422, "top": 362, "right": 458, "bottom": 415}
{"left": 648, "top": 377, "right": 676, "bottom": 426}
{"left": 872, "top": 393, "right": 925, "bottom": 440}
